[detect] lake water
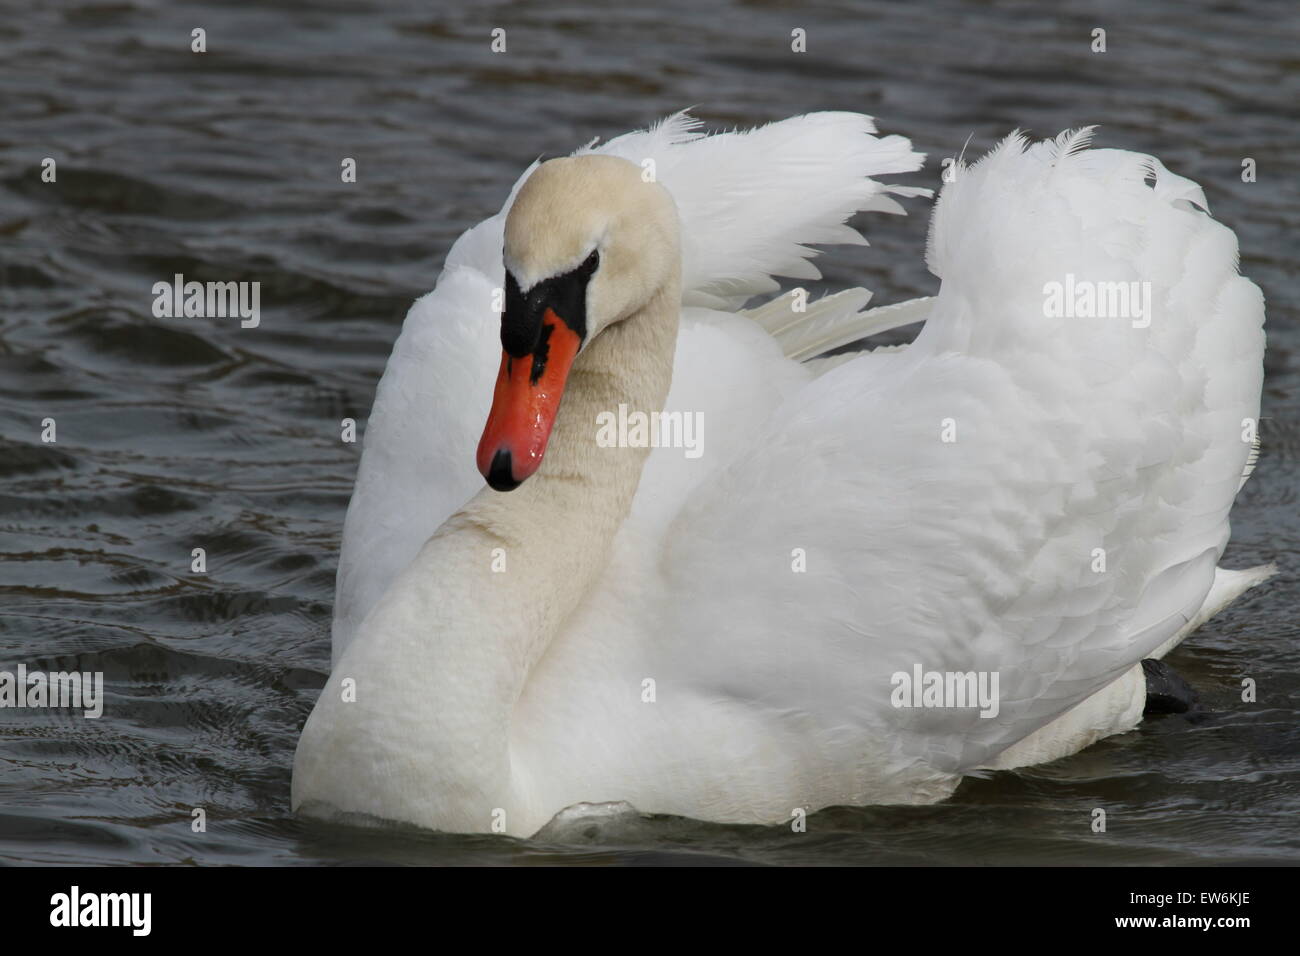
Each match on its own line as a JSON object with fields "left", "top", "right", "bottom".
{"left": 0, "top": 0, "right": 1296, "bottom": 865}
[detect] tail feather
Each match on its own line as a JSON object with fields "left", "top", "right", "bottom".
{"left": 1240, "top": 435, "right": 1261, "bottom": 491}
{"left": 1150, "top": 563, "right": 1277, "bottom": 660}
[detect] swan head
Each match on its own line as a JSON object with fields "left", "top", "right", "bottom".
{"left": 477, "top": 154, "right": 679, "bottom": 491}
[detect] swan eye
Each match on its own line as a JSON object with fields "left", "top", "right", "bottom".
{"left": 582, "top": 249, "right": 600, "bottom": 272}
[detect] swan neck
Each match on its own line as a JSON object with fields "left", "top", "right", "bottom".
{"left": 401, "top": 279, "right": 680, "bottom": 827}
{"left": 461, "top": 276, "right": 681, "bottom": 622}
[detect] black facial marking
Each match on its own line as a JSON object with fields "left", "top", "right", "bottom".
{"left": 501, "top": 249, "right": 599, "bottom": 360}
{"left": 530, "top": 321, "right": 553, "bottom": 384}
{"left": 501, "top": 270, "right": 537, "bottom": 357}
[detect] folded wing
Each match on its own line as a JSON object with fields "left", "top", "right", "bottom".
{"left": 658, "top": 129, "right": 1265, "bottom": 775}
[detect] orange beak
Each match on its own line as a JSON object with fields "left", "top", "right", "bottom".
{"left": 476, "top": 308, "right": 582, "bottom": 490}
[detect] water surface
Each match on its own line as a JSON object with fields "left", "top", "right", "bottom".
{"left": 0, "top": 0, "right": 1296, "bottom": 864}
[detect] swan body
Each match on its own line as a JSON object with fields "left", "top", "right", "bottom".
{"left": 293, "top": 113, "right": 1269, "bottom": 837}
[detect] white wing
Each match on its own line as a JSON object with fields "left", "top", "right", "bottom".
{"left": 581, "top": 111, "right": 927, "bottom": 309}
{"left": 332, "top": 112, "right": 927, "bottom": 662}
{"left": 657, "top": 129, "right": 1265, "bottom": 777}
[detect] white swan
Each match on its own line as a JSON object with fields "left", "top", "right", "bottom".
{"left": 292, "top": 112, "right": 1270, "bottom": 837}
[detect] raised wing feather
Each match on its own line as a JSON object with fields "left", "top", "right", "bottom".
{"left": 659, "top": 130, "right": 1265, "bottom": 776}
{"left": 584, "top": 111, "right": 927, "bottom": 309}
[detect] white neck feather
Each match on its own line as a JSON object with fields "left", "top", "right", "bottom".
{"left": 297, "top": 278, "right": 680, "bottom": 832}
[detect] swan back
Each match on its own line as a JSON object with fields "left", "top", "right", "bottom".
{"left": 651, "top": 129, "right": 1264, "bottom": 777}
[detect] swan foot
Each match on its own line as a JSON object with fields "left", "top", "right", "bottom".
{"left": 1141, "top": 658, "right": 1203, "bottom": 716}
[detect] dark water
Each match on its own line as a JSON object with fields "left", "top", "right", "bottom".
{"left": 1, "top": 0, "right": 1296, "bottom": 865}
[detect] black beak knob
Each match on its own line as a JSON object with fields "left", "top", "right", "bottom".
{"left": 485, "top": 448, "right": 522, "bottom": 492}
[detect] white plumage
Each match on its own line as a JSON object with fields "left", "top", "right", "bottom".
{"left": 297, "top": 112, "right": 1270, "bottom": 837}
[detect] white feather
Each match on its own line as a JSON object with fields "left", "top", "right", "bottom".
{"left": 332, "top": 111, "right": 927, "bottom": 662}
{"left": 314, "top": 117, "right": 1269, "bottom": 835}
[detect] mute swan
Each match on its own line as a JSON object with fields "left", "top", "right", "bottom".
{"left": 292, "top": 112, "right": 1270, "bottom": 837}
